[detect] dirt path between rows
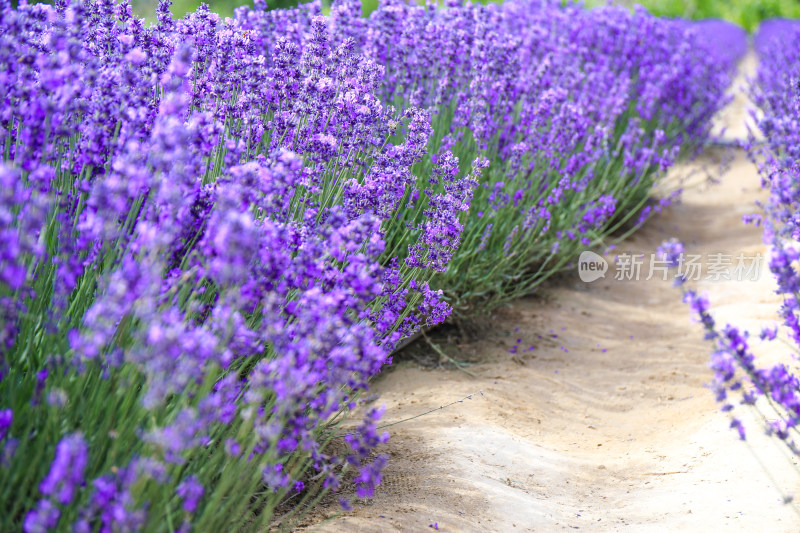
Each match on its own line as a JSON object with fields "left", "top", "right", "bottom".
{"left": 304, "top": 54, "right": 800, "bottom": 532}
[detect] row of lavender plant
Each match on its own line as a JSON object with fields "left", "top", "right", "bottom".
{"left": 0, "top": 0, "right": 734, "bottom": 531}
{"left": 674, "top": 19, "right": 800, "bottom": 471}
{"left": 255, "top": 0, "right": 735, "bottom": 315}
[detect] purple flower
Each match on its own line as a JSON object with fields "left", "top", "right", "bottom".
{"left": 760, "top": 326, "right": 778, "bottom": 341}
{"left": 177, "top": 475, "right": 204, "bottom": 513}
{"left": 354, "top": 454, "right": 388, "bottom": 499}
{"left": 656, "top": 239, "right": 684, "bottom": 268}
{"left": 46, "top": 389, "right": 68, "bottom": 408}
{"left": 224, "top": 438, "right": 242, "bottom": 457}
{"left": 1, "top": 438, "right": 18, "bottom": 468}
{"left": 23, "top": 499, "right": 60, "bottom": 533}
{"left": 345, "top": 406, "right": 389, "bottom": 463}
{"left": 31, "top": 368, "right": 48, "bottom": 406}
{"left": 39, "top": 433, "right": 89, "bottom": 505}
{"left": 411, "top": 281, "right": 452, "bottom": 328}
{"left": 0, "top": 409, "right": 11, "bottom": 441}
{"left": 683, "top": 290, "right": 716, "bottom": 339}
{"left": 580, "top": 195, "right": 617, "bottom": 232}
{"left": 263, "top": 463, "right": 291, "bottom": 493}
{"left": 77, "top": 459, "right": 153, "bottom": 532}
{"left": 730, "top": 418, "right": 746, "bottom": 441}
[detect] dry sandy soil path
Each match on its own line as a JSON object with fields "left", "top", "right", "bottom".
{"left": 304, "top": 55, "right": 800, "bottom": 532}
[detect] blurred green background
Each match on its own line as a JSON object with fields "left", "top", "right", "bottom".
{"left": 126, "top": 0, "right": 800, "bottom": 32}
{"left": 130, "top": 0, "right": 354, "bottom": 19}
{"left": 2, "top": 0, "right": 795, "bottom": 41}
{"left": 10, "top": 0, "right": 800, "bottom": 29}
{"left": 585, "top": 0, "right": 800, "bottom": 31}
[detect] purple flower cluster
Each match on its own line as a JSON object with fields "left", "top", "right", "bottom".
{"left": 681, "top": 286, "right": 800, "bottom": 449}
{"left": 23, "top": 500, "right": 61, "bottom": 533}
{"left": 673, "top": 19, "right": 747, "bottom": 73}
{"left": 673, "top": 21, "right": 800, "bottom": 458}
{"left": 25, "top": 434, "right": 88, "bottom": 533}
{"left": 73, "top": 458, "right": 165, "bottom": 532}
{"left": 176, "top": 476, "right": 204, "bottom": 513}
{"left": 298, "top": 0, "right": 734, "bottom": 312}
{"left": 344, "top": 406, "right": 390, "bottom": 499}
{"left": 38, "top": 434, "right": 89, "bottom": 506}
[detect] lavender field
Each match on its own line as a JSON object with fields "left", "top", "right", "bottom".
{"left": 2, "top": 0, "right": 800, "bottom": 531}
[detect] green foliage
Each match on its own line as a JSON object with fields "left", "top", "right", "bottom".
{"left": 383, "top": 104, "right": 691, "bottom": 317}
{"left": 132, "top": 0, "right": 305, "bottom": 20}
{"left": 129, "top": 0, "right": 503, "bottom": 22}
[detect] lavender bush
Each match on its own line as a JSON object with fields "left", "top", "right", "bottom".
{"left": 258, "top": 0, "right": 735, "bottom": 314}
{"left": 0, "top": 1, "right": 465, "bottom": 530}
{"left": 673, "top": 19, "right": 748, "bottom": 73}
{"left": 0, "top": 0, "right": 735, "bottom": 530}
